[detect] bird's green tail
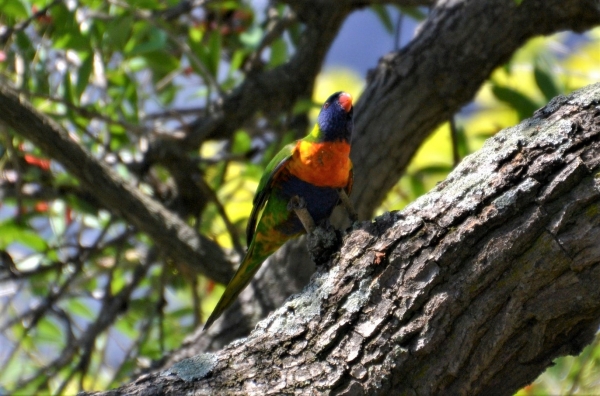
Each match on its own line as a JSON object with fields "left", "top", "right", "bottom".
{"left": 203, "top": 243, "right": 264, "bottom": 330}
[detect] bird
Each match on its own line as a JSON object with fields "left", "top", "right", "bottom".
{"left": 203, "top": 91, "right": 355, "bottom": 330}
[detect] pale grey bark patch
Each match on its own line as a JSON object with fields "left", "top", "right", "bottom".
{"left": 167, "top": 353, "right": 218, "bottom": 382}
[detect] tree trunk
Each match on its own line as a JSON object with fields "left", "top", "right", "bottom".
{"left": 83, "top": 83, "right": 600, "bottom": 395}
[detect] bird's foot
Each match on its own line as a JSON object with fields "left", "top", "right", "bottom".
{"left": 307, "top": 219, "right": 342, "bottom": 266}
{"left": 288, "top": 195, "right": 316, "bottom": 234}
{"left": 337, "top": 189, "right": 358, "bottom": 222}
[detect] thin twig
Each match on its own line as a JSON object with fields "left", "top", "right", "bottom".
{"left": 195, "top": 173, "right": 246, "bottom": 257}
{"left": 158, "top": 264, "right": 167, "bottom": 354}
{"left": 29, "top": 252, "right": 153, "bottom": 392}
{"left": 0, "top": 0, "right": 62, "bottom": 45}
{"left": 191, "top": 275, "right": 201, "bottom": 328}
{"left": 449, "top": 116, "right": 461, "bottom": 167}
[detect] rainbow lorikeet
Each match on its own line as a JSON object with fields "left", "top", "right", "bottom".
{"left": 204, "top": 91, "right": 354, "bottom": 330}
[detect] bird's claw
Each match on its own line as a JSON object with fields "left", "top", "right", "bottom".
{"left": 288, "top": 195, "right": 316, "bottom": 234}
{"left": 337, "top": 189, "right": 358, "bottom": 221}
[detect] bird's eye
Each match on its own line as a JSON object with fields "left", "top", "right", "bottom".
{"left": 323, "top": 103, "right": 330, "bottom": 109}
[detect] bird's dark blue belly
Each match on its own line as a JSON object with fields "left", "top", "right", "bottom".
{"left": 274, "top": 175, "right": 340, "bottom": 235}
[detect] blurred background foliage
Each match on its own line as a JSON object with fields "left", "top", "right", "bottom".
{"left": 0, "top": 0, "right": 598, "bottom": 394}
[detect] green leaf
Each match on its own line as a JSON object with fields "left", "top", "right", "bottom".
{"left": 15, "top": 30, "right": 33, "bottom": 52}
{"left": 455, "top": 124, "right": 471, "bottom": 158}
{"left": 142, "top": 50, "right": 179, "bottom": 79}
{"left": 168, "top": 307, "right": 194, "bottom": 319}
{"left": 115, "top": 317, "right": 138, "bottom": 339}
{"left": 231, "top": 130, "right": 251, "bottom": 154}
{"left": 51, "top": 4, "right": 90, "bottom": 51}
{"left": 63, "top": 69, "right": 74, "bottom": 107}
{"left": 127, "top": 29, "right": 167, "bottom": 56}
{"left": 239, "top": 26, "right": 262, "bottom": 48}
{"left": 408, "top": 173, "right": 426, "bottom": 197}
{"left": 158, "top": 83, "right": 177, "bottom": 105}
{"left": 189, "top": 26, "right": 203, "bottom": 43}
{"left": 105, "top": 15, "right": 134, "bottom": 49}
{"left": 207, "top": 30, "right": 222, "bottom": 76}
{"left": 76, "top": 54, "right": 93, "bottom": 99}
{"left": 109, "top": 124, "right": 130, "bottom": 151}
{"left": 228, "top": 49, "right": 247, "bottom": 75}
{"left": 371, "top": 5, "right": 394, "bottom": 34}
{"left": 36, "top": 317, "right": 63, "bottom": 344}
{"left": 534, "top": 60, "right": 561, "bottom": 102}
{"left": 398, "top": 6, "right": 427, "bottom": 21}
{"left": 491, "top": 84, "right": 539, "bottom": 119}
{"left": 268, "top": 38, "right": 287, "bottom": 68}
{"left": 513, "top": 0, "right": 524, "bottom": 5}
{"left": 128, "top": 298, "right": 154, "bottom": 315}
{"left": 0, "top": 221, "right": 48, "bottom": 251}
{"left": 0, "top": 0, "right": 29, "bottom": 19}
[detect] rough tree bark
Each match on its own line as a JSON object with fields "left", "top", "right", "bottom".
{"left": 174, "top": 0, "right": 600, "bottom": 356}
{"left": 83, "top": 82, "right": 600, "bottom": 394}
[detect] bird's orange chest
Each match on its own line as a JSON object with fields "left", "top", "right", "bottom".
{"left": 287, "top": 141, "right": 351, "bottom": 188}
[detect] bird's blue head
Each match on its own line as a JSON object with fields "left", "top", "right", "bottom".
{"left": 316, "top": 91, "right": 353, "bottom": 143}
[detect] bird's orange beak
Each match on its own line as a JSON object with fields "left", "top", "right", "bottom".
{"left": 338, "top": 93, "right": 353, "bottom": 113}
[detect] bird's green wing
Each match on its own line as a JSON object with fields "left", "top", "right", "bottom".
{"left": 246, "top": 143, "right": 295, "bottom": 247}
{"left": 203, "top": 143, "right": 295, "bottom": 331}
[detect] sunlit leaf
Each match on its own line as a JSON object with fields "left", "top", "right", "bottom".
{"left": 491, "top": 84, "right": 539, "bottom": 119}
{"left": 0, "top": 0, "right": 29, "bottom": 19}
{"left": 239, "top": 26, "right": 262, "bottom": 48}
{"left": 371, "top": 5, "right": 394, "bottom": 34}
{"left": 36, "top": 317, "right": 63, "bottom": 344}
{"left": 0, "top": 221, "right": 48, "bottom": 251}
{"left": 66, "top": 298, "right": 96, "bottom": 320}
{"left": 231, "top": 130, "right": 251, "bottom": 154}
{"left": 76, "top": 54, "right": 93, "bottom": 99}
{"left": 534, "top": 60, "right": 561, "bottom": 101}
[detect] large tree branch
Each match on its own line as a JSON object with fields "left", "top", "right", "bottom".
{"left": 351, "top": 0, "right": 600, "bottom": 218}
{"left": 0, "top": 83, "right": 233, "bottom": 284}
{"left": 84, "top": 83, "right": 600, "bottom": 394}
{"left": 182, "top": 0, "right": 600, "bottom": 356}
